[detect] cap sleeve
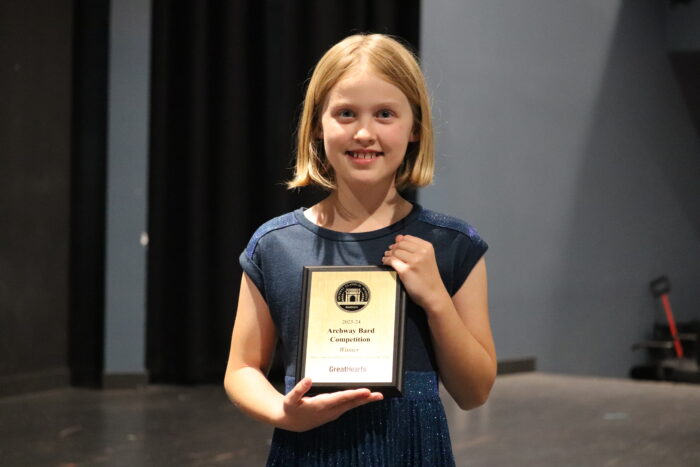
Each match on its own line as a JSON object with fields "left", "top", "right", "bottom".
{"left": 239, "top": 249, "right": 266, "bottom": 300}
{"left": 417, "top": 208, "right": 488, "bottom": 296}
{"left": 451, "top": 232, "right": 488, "bottom": 295}
{"left": 238, "top": 211, "right": 298, "bottom": 301}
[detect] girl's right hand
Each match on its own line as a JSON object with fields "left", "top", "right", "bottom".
{"left": 277, "top": 377, "right": 384, "bottom": 432}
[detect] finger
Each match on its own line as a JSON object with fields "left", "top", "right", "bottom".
{"left": 382, "top": 254, "right": 409, "bottom": 274}
{"left": 325, "top": 388, "right": 382, "bottom": 408}
{"left": 329, "top": 388, "right": 372, "bottom": 405}
{"left": 397, "top": 234, "right": 422, "bottom": 243}
{"left": 385, "top": 244, "right": 417, "bottom": 259}
{"left": 336, "top": 391, "right": 384, "bottom": 412}
{"left": 388, "top": 248, "right": 413, "bottom": 263}
{"left": 399, "top": 236, "right": 434, "bottom": 254}
{"left": 286, "top": 377, "right": 312, "bottom": 405}
{"left": 305, "top": 388, "right": 368, "bottom": 411}
{"left": 356, "top": 391, "right": 383, "bottom": 403}
{"left": 392, "top": 241, "right": 419, "bottom": 254}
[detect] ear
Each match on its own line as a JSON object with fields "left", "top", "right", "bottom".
{"left": 409, "top": 129, "right": 420, "bottom": 143}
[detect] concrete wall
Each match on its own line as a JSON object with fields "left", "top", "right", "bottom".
{"left": 420, "top": 0, "right": 700, "bottom": 377}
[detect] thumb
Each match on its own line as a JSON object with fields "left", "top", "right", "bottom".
{"left": 382, "top": 254, "right": 408, "bottom": 274}
{"left": 286, "top": 377, "right": 312, "bottom": 405}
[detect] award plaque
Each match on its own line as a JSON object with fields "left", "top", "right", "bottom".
{"left": 296, "top": 265, "right": 406, "bottom": 396}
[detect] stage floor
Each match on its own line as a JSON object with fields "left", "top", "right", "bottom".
{"left": 2, "top": 372, "right": 699, "bottom": 466}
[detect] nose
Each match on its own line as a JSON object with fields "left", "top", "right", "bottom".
{"left": 353, "top": 122, "right": 375, "bottom": 145}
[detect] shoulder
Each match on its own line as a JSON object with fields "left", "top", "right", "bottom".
{"left": 244, "top": 211, "right": 300, "bottom": 259}
{"left": 415, "top": 207, "right": 488, "bottom": 293}
{"left": 415, "top": 207, "right": 486, "bottom": 248}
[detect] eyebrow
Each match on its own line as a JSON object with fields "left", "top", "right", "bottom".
{"left": 328, "top": 100, "right": 402, "bottom": 108}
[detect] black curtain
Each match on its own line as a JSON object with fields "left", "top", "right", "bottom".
{"left": 147, "top": 0, "right": 420, "bottom": 383}
{"left": 69, "top": 0, "right": 109, "bottom": 387}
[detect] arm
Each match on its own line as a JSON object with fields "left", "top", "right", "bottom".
{"left": 382, "top": 235, "right": 496, "bottom": 410}
{"left": 224, "top": 272, "right": 384, "bottom": 431}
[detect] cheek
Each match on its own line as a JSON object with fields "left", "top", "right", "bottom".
{"left": 322, "top": 133, "right": 345, "bottom": 162}
{"left": 386, "top": 125, "right": 415, "bottom": 146}
{"left": 321, "top": 124, "right": 349, "bottom": 148}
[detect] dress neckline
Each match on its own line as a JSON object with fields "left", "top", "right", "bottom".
{"left": 294, "top": 203, "right": 423, "bottom": 241}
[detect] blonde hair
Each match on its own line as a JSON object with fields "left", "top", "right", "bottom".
{"left": 288, "top": 33, "right": 434, "bottom": 191}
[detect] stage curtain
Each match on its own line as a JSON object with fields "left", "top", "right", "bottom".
{"left": 147, "top": 0, "right": 420, "bottom": 383}
{"left": 70, "top": 0, "right": 110, "bottom": 387}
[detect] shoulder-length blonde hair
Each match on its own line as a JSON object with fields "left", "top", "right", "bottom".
{"left": 288, "top": 33, "right": 434, "bottom": 191}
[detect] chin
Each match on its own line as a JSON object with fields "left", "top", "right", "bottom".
{"left": 342, "top": 175, "right": 396, "bottom": 188}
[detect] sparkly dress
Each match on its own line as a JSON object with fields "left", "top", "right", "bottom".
{"left": 239, "top": 204, "right": 488, "bottom": 466}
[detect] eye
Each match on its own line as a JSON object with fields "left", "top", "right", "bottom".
{"left": 377, "top": 109, "right": 394, "bottom": 119}
{"left": 337, "top": 109, "right": 355, "bottom": 119}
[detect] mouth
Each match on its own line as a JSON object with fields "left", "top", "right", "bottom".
{"left": 345, "top": 151, "right": 384, "bottom": 160}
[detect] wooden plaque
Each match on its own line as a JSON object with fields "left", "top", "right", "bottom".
{"left": 296, "top": 266, "right": 406, "bottom": 396}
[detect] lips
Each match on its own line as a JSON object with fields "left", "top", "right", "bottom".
{"left": 345, "top": 151, "right": 384, "bottom": 160}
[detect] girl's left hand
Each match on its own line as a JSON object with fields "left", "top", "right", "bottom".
{"left": 381, "top": 234, "right": 449, "bottom": 311}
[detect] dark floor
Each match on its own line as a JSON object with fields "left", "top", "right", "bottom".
{"left": 444, "top": 373, "right": 700, "bottom": 467}
{"left": 2, "top": 373, "right": 699, "bottom": 466}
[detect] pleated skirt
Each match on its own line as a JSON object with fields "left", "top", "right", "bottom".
{"left": 266, "top": 371, "right": 456, "bottom": 467}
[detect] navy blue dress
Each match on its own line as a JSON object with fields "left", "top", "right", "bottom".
{"left": 240, "top": 204, "right": 488, "bottom": 466}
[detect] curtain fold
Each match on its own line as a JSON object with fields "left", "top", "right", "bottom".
{"left": 70, "top": 0, "right": 109, "bottom": 387}
{"left": 147, "top": 0, "right": 420, "bottom": 383}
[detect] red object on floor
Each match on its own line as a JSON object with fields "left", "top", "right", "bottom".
{"left": 661, "top": 293, "right": 684, "bottom": 358}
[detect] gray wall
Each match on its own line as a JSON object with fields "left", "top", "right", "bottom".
{"left": 103, "top": 0, "right": 151, "bottom": 381}
{"left": 420, "top": 0, "right": 700, "bottom": 377}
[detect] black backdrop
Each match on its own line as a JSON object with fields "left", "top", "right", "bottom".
{"left": 146, "top": 0, "right": 420, "bottom": 383}
{"left": 70, "top": 0, "right": 109, "bottom": 387}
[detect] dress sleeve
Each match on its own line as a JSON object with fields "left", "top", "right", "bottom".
{"left": 237, "top": 211, "right": 298, "bottom": 302}
{"left": 239, "top": 245, "right": 266, "bottom": 301}
{"left": 450, "top": 232, "right": 488, "bottom": 295}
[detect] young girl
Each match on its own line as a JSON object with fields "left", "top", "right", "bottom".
{"left": 225, "top": 33, "right": 496, "bottom": 466}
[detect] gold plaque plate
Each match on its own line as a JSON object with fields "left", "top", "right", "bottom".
{"left": 296, "top": 266, "right": 406, "bottom": 396}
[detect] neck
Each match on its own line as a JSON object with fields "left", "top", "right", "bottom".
{"left": 309, "top": 180, "right": 413, "bottom": 232}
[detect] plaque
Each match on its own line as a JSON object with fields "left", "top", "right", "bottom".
{"left": 296, "top": 266, "right": 406, "bottom": 396}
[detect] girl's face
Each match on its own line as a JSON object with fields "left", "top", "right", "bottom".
{"left": 319, "top": 68, "right": 418, "bottom": 189}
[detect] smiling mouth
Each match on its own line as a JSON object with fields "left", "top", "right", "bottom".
{"left": 345, "top": 151, "right": 384, "bottom": 159}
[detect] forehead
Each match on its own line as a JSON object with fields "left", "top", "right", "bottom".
{"left": 325, "top": 67, "right": 409, "bottom": 105}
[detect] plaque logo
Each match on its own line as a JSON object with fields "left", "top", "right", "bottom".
{"left": 335, "top": 281, "right": 370, "bottom": 312}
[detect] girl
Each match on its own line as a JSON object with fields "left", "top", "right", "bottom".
{"left": 225, "top": 33, "right": 496, "bottom": 466}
